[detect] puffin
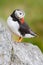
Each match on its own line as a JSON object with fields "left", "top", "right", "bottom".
{"left": 7, "top": 9, "right": 36, "bottom": 42}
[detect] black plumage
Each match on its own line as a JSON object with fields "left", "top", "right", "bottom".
{"left": 11, "top": 10, "right": 21, "bottom": 24}
{"left": 19, "top": 22, "right": 30, "bottom": 36}
{"left": 19, "top": 22, "right": 36, "bottom": 36}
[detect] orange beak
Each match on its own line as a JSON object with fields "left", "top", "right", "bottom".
{"left": 20, "top": 18, "right": 24, "bottom": 24}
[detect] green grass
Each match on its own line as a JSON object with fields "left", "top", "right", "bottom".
{"left": 0, "top": 0, "right": 43, "bottom": 52}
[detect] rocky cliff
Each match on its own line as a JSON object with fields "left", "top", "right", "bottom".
{"left": 0, "top": 20, "right": 43, "bottom": 65}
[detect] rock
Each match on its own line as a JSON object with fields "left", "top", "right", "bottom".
{"left": 0, "top": 21, "right": 43, "bottom": 65}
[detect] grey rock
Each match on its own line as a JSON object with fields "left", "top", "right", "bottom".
{"left": 0, "top": 20, "right": 43, "bottom": 65}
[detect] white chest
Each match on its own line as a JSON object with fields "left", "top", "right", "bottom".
{"left": 7, "top": 16, "right": 21, "bottom": 36}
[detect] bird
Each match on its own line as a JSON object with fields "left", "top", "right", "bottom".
{"left": 7, "top": 9, "right": 37, "bottom": 42}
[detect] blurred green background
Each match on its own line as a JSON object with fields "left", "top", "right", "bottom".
{"left": 0, "top": 0, "right": 43, "bottom": 52}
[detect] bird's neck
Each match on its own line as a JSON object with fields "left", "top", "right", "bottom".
{"left": 11, "top": 14, "right": 21, "bottom": 24}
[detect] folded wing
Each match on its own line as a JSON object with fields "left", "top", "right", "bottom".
{"left": 19, "top": 22, "right": 36, "bottom": 37}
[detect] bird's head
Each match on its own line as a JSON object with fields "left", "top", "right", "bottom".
{"left": 11, "top": 9, "right": 25, "bottom": 24}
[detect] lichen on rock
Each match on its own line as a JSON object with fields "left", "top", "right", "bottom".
{"left": 0, "top": 20, "right": 43, "bottom": 65}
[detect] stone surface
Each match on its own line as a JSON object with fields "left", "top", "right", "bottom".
{"left": 0, "top": 20, "right": 43, "bottom": 65}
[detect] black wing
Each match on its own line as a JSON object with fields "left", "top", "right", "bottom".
{"left": 19, "top": 22, "right": 36, "bottom": 36}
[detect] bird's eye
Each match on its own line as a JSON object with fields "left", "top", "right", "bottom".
{"left": 20, "top": 13, "right": 22, "bottom": 15}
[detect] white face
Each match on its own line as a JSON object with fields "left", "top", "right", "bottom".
{"left": 15, "top": 9, "right": 25, "bottom": 19}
